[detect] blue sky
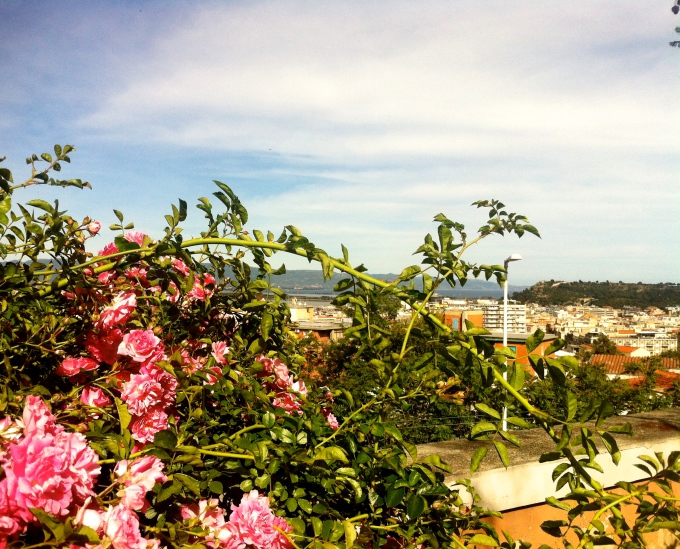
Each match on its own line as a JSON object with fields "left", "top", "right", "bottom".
{"left": 1, "top": 1, "right": 678, "bottom": 285}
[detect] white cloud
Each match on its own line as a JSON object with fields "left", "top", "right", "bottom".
{"left": 81, "top": 2, "right": 678, "bottom": 159}
{"left": 2, "top": 1, "right": 678, "bottom": 283}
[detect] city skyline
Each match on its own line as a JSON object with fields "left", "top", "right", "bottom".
{"left": 1, "top": 1, "right": 678, "bottom": 286}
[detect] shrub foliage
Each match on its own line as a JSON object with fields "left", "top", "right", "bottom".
{"left": 0, "top": 146, "right": 678, "bottom": 549}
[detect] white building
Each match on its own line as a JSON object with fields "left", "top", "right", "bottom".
{"left": 481, "top": 302, "right": 527, "bottom": 332}
{"left": 610, "top": 332, "right": 678, "bottom": 355}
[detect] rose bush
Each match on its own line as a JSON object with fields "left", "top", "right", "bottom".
{"left": 0, "top": 146, "right": 677, "bottom": 549}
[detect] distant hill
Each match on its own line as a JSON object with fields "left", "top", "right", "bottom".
{"left": 256, "top": 270, "right": 517, "bottom": 298}
{"left": 512, "top": 280, "right": 680, "bottom": 309}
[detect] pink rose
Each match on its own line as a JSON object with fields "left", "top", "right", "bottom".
{"left": 129, "top": 407, "right": 169, "bottom": 444}
{"left": 0, "top": 480, "right": 24, "bottom": 541}
{"left": 171, "top": 258, "right": 190, "bottom": 277}
{"left": 117, "top": 329, "right": 163, "bottom": 363}
{"left": 274, "top": 362, "right": 293, "bottom": 389}
{"left": 86, "top": 221, "right": 101, "bottom": 235}
{"left": 125, "top": 266, "right": 149, "bottom": 287}
{"left": 121, "top": 364, "right": 176, "bottom": 416}
{"left": 100, "top": 504, "right": 153, "bottom": 549}
{"left": 74, "top": 498, "right": 104, "bottom": 531}
{"left": 98, "top": 242, "right": 119, "bottom": 257}
{"left": 21, "top": 395, "right": 63, "bottom": 436}
{"left": 3, "top": 429, "right": 100, "bottom": 520}
{"left": 181, "top": 499, "right": 241, "bottom": 549}
{"left": 229, "top": 490, "right": 292, "bottom": 549}
{"left": 55, "top": 357, "right": 99, "bottom": 377}
{"left": 272, "top": 393, "right": 302, "bottom": 416}
{"left": 291, "top": 380, "right": 307, "bottom": 397}
{"left": 211, "top": 341, "right": 230, "bottom": 365}
{"left": 98, "top": 271, "right": 117, "bottom": 285}
{"left": 98, "top": 291, "right": 137, "bottom": 330}
{"left": 166, "top": 281, "right": 180, "bottom": 303}
{"left": 187, "top": 279, "right": 207, "bottom": 302}
{"left": 114, "top": 456, "right": 167, "bottom": 510}
{"left": 85, "top": 328, "right": 124, "bottom": 365}
{"left": 123, "top": 232, "right": 148, "bottom": 246}
{"left": 81, "top": 386, "right": 112, "bottom": 407}
{"left": 324, "top": 412, "right": 339, "bottom": 430}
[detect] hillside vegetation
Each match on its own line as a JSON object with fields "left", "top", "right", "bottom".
{"left": 513, "top": 280, "right": 680, "bottom": 308}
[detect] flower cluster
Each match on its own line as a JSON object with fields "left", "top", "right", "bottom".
{"left": 257, "top": 355, "right": 307, "bottom": 415}
{"left": 256, "top": 356, "right": 338, "bottom": 429}
{"left": 72, "top": 456, "right": 167, "bottom": 549}
{"left": 0, "top": 397, "right": 100, "bottom": 546}
{"left": 181, "top": 491, "right": 292, "bottom": 549}
{"left": 1, "top": 219, "right": 342, "bottom": 549}
{"left": 56, "top": 238, "right": 235, "bottom": 444}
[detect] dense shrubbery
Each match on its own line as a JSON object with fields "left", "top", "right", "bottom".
{"left": 0, "top": 146, "right": 678, "bottom": 549}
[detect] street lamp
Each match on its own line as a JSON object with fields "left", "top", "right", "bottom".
{"left": 502, "top": 253, "right": 522, "bottom": 431}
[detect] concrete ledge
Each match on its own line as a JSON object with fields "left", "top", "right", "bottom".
{"left": 417, "top": 409, "right": 680, "bottom": 511}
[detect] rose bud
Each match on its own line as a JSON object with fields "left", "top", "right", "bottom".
{"left": 87, "top": 221, "right": 101, "bottom": 235}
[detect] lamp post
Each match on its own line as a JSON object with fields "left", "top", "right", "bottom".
{"left": 502, "top": 253, "right": 522, "bottom": 431}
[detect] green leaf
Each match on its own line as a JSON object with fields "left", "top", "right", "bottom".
{"left": 209, "top": 480, "right": 223, "bottom": 494}
{"left": 420, "top": 453, "right": 452, "bottom": 473}
{"left": 30, "top": 508, "right": 65, "bottom": 540}
{"left": 545, "top": 496, "right": 571, "bottom": 511}
{"left": 156, "top": 480, "right": 183, "bottom": 503}
{"left": 113, "top": 209, "right": 124, "bottom": 222}
{"left": 475, "top": 403, "right": 501, "bottom": 420}
{"left": 544, "top": 338, "right": 565, "bottom": 356}
{"left": 546, "top": 360, "right": 566, "bottom": 386}
{"left": 115, "top": 398, "right": 132, "bottom": 432}
{"left": 406, "top": 493, "right": 426, "bottom": 519}
{"left": 596, "top": 401, "right": 615, "bottom": 427}
{"left": 343, "top": 521, "right": 357, "bottom": 549}
{"left": 525, "top": 329, "right": 545, "bottom": 353}
{"left": 178, "top": 198, "right": 187, "bottom": 221}
{"left": 566, "top": 391, "right": 578, "bottom": 422}
{"left": 607, "top": 423, "right": 632, "bottom": 435}
{"left": 313, "top": 446, "right": 348, "bottom": 463}
{"left": 262, "top": 412, "right": 276, "bottom": 428}
{"left": 470, "top": 446, "right": 489, "bottom": 473}
{"left": 494, "top": 441, "right": 510, "bottom": 468}
{"left": 26, "top": 199, "right": 55, "bottom": 214}
{"left": 385, "top": 485, "right": 405, "bottom": 508}
{"left": 174, "top": 473, "right": 201, "bottom": 496}
{"left": 508, "top": 363, "right": 525, "bottom": 391}
{"left": 260, "top": 312, "right": 274, "bottom": 340}
{"left": 540, "top": 520, "right": 567, "bottom": 536}
{"left": 397, "top": 265, "right": 421, "bottom": 281}
{"left": 74, "top": 525, "right": 101, "bottom": 544}
{"left": 467, "top": 534, "right": 498, "bottom": 546}
{"left": 471, "top": 421, "right": 497, "bottom": 438}
{"left": 153, "top": 430, "right": 178, "bottom": 450}
{"left": 0, "top": 195, "right": 11, "bottom": 215}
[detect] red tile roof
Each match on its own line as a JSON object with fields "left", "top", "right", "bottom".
{"left": 616, "top": 345, "right": 639, "bottom": 354}
{"left": 590, "top": 354, "right": 680, "bottom": 375}
{"left": 626, "top": 370, "right": 680, "bottom": 391}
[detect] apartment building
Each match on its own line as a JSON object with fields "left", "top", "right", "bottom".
{"left": 481, "top": 302, "right": 527, "bottom": 332}
{"left": 610, "top": 332, "right": 678, "bottom": 355}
